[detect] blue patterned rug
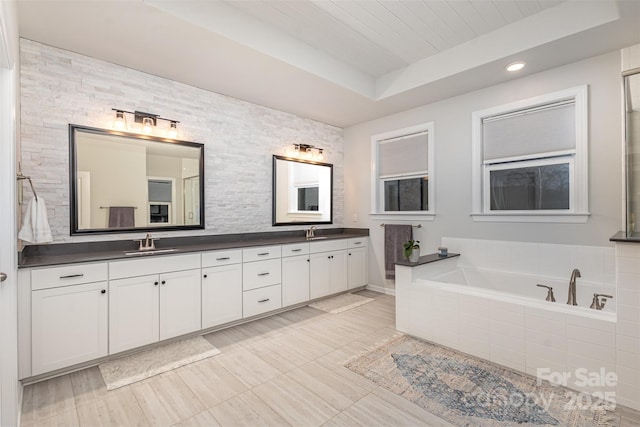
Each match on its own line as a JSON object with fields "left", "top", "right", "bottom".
{"left": 345, "top": 335, "right": 619, "bottom": 426}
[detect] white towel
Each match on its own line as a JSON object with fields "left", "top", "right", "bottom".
{"left": 18, "top": 197, "right": 53, "bottom": 244}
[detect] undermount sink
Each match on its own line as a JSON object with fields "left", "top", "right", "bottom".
{"left": 307, "top": 236, "right": 328, "bottom": 240}
{"left": 124, "top": 248, "right": 178, "bottom": 256}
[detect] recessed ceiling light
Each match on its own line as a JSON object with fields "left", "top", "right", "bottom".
{"left": 506, "top": 61, "right": 526, "bottom": 72}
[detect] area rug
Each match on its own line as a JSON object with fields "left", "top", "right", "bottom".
{"left": 99, "top": 336, "right": 220, "bottom": 390}
{"left": 345, "top": 335, "right": 619, "bottom": 426}
{"left": 309, "top": 292, "right": 374, "bottom": 314}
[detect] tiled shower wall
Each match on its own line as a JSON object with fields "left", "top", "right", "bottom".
{"left": 19, "top": 39, "right": 344, "bottom": 243}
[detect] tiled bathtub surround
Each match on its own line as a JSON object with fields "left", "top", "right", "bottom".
{"left": 615, "top": 243, "right": 640, "bottom": 410}
{"left": 395, "top": 238, "right": 638, "bottom": 410}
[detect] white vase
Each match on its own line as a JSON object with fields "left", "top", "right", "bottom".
{"left": 409, "top": 248, "right": 420, "bottom": 262}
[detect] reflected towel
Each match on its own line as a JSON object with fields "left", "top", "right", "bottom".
{"left": 18, "top": 197, "right": 53, "bottom": 244}
{"left": 108, "top": 206, "right": 135, "bottom": 228}
{"left": 384, "top": 224, "right": 412, "bottom": 280}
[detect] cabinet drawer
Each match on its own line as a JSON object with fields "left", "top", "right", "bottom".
{"left": 32, "top": 262, "right": 108, "bottom": 290}
{"left": 243, "top": 259, "right": 281, "bottom": 291}
{"left": 202, "top": 249, "right": 242, "bottom": 267}
{"left": 282, "top": 243, "right": 310, "bottom": 257}
{"left": 243, "top": 245, "right": 281, "bottom": 262}
{"left": 310, "top": 239, "right": 348, "bottom": 254}
{"left": 348, "top": 237, "right": 368, "bottom": 249}
{"left": 109, "top": 253, "right": 200, "bottom": 279}
{"left": 243, "top": 284, "right": 282, "bottom": 318}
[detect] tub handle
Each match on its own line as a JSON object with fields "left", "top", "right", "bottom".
{"left": 536, "top": 284, "right": 556, "bottom": 302}
{"left": 590, "top": 293, "right": 613, "bottom": 310}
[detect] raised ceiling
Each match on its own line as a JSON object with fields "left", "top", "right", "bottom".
{"left": 17, "top": 0, "right": 640, "bottom": 127}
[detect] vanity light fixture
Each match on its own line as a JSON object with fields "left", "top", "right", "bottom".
{"left": 505, "top": 61, "right": 526, "bottom": 72}
{"left": 111, "top": 109, "right": 180, "bottom": 138}
{"left": 287, "top": 143, "right": 324, "bottom": 161}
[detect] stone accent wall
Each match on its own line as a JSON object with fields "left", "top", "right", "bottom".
{"left": 19, "top": 39, "right": 344, "bottom": 243}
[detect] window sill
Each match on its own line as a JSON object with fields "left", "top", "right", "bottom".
{"left": 470, "top": 212, "right": 590, "bottom": 223}
{"left": 369, "top": 213, "right": 435, "bottom": 222}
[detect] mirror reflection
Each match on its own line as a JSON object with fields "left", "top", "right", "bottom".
{"left": 70, "top": 125, "right": 204, "bottom": 234}
{"left": 272, "top": 155, "right": 333, "bottom": 225}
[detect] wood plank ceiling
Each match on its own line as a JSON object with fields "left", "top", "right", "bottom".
{"left": 222, "top": 0, "right": 563, "bottom": 77}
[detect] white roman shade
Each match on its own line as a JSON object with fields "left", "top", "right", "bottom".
{"left": 482, "top": 100, "right": 575, "bottom": 162}
{"left": 378, "top": 132, "right": 429, "bottom": 177}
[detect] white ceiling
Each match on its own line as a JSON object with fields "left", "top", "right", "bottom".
{"left": 16, "top": 0, "right": 640, "bottom": 128}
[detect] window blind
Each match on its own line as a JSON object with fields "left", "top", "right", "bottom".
{"left": 482, "top": 101, "right": 575, "bottom": 162}
{"left": 379, "top": 132, "right": 428, "bottom": 176}
{"left": 148, "top": 180, "right": 172, "bottom": 202}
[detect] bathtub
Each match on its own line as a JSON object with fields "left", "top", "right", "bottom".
{"left": 395, "top": 249, "right": 618, "bottom": 397}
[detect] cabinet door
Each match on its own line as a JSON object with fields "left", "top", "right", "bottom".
{"left": 330, "top": 250, "right": 348, "bottom": 294}
{"left": 310, "top": 252, "right": 332, "bottom": 299}
{"left": 32, "top": 281, "right": 108, "bottom": 375}
{"left": 202, "top": 264, "right": 242, "bottom": 329}
{"left": 160, "top": 269, "right": 202, "bottom": 340}
{"left": 282, "top": 254, "right": 310, "bottom": 306}
{"left": 109, "top": 274, "right": 159, "bottom": 354}
{"left": 348, "top": 246, "right": 367, "bottom": 289}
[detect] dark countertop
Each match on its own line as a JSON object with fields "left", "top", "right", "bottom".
{"left": 610, "top": 231, "right": 640, "bottom": 243}
{"left": 19, "top": 228, "right": 369, "bottom": 268}
{"left": 395, "top": 252, "right": 460, "bottom": 267}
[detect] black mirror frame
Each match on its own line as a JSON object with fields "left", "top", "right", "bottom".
{"left": 272, "top": 154, "right": 333, "bottom": 226}
{"left": 69, "top": 124, "right": 205, "bottom": 235}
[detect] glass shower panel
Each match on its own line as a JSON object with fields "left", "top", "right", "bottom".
{"left": 625, "top": 72, "right": 640, "bottom": 238}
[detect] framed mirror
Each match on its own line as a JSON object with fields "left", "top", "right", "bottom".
{"left": 69, "top": 124, "right": 204, "bottom": 235}
{"left": 272, "top": 155, "right": 333, "bottom": 226}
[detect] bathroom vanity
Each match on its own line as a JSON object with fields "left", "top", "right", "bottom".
{"left": 17, "top": 229, "right": 368, "bottom": 381}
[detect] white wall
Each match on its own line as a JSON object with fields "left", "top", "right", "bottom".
{"left": 19, "top": 39, "right": 344, "bottom": 243}
{"left": 344, "top": 51, "right": 624, "bottom": 291}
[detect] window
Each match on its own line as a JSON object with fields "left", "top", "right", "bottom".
{"left": 371, "top": 122, "right": 434, "bottom": 219}
{"left": 471, "top": 85, "right": 589, "bottom": 222}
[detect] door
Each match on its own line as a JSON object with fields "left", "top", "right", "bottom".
{"left": 159, "top": 269, "right": 201, "bottom": 340}
{"left": 31, "top": 282, "right": 108, "bottom": 375}
{"left": 330, "top": 250, "right": 348, "bottom": 294}
{"left": 310, "top": 252, "right": 331, "bottom": 299}
{"left": 109, "top": 274, "right": 159, "bottom": 354}
{"left": 348, "top": 247, "right": 367, "bottom": 289}
{"left": 202, "top": 264, "right": 242, "bottom": 329}
{"left": 282, "top": 254, "right": 310, "bottom": 306}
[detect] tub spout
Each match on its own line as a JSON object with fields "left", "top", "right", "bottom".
{"left": 567, "top": 268, "right": 581, "bottom": 306}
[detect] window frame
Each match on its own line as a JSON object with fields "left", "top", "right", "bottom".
{"left": 370, "top": 122, "right": 435, "bottom": 220}
{"left": 471, "top": 85, "right": 589, "bottom": 223}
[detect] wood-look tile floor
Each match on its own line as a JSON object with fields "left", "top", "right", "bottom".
{"left": 21, "top": 291, "right": 640, "bottom": 427}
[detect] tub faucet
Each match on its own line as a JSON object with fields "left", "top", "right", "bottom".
{"left": 536, "top": 284, "right": 556, "bottom": 302}
{"left": 589, "top": 293, "right": 613, "bottom": 310}
{"left": 305, "top": 226, "right": 317, "bottom": 240}
{"left": 567, "top": 268, "right": 581, "bottom": 305}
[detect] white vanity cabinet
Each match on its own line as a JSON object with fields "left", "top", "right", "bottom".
{"left": 242, "top": 246, "right": 282, "bottom": 318}
{"left": 201, "top": 249, "right": 243, "bottom": 329}
{"left": 310, "top": 240, "right": 348, "bottom": 299}
{"left": 347, "top": 238, "right": 368, "bottom": 289}
{"left": 108, "top": 254, "right": 201, "bottom": 354}
{"left": 30, "top": 263, "right": 109, "bottom": 376}
{"left": 281, "top": 243, "right": 310, "bottom": 306}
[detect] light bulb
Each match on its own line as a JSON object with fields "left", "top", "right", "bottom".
{"left": 167, "top": 121, "right": 178, "bottom": 138}
{"left": 113, "top": 111, "right": 125, "bottom": 130}
{"left": 316, "top": 149, "right": 324, "bottom": 161}
{"left": 142, "top": 117, "right": 154, "bottom": 134}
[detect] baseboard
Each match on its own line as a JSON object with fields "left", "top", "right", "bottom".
{"left": 366, "top": 283, "right": 396, "bottom": 296}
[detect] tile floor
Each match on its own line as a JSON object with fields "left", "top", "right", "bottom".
{"left": 20, "top": 291, "right": 640, "bottom": 426}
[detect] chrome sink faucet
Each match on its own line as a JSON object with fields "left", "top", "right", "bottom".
{"left": 567, "top": 268, "right": 581, "bottom": 305}
{"left": 305, "top": 226, "right": 317, "bottom": 240}
{"left": 136, "top": 233, "right": 157, "bottom": 251}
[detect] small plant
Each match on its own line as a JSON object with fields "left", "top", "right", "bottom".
{"left": 403, "top": 239, "right": 420, "bottom": 260}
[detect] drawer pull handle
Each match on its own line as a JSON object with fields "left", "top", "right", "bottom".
{"left": 258, "top": 272, "right": 270, "bottom": 276}
{"left": 203, "top": 274, "right": 208, "bottom": 279}
{"left": 258, "top": 298, "right": 270, "bottom": 303}
{"left": 161, "top": 280, "right": 166, "bottom": 285}
{"left": 154, "top": 281, "right": 159, "bottom": 286}
{"left": 216, "top": 257, "right": 230, "bottom": 261}
{"left": 59, "top": 274, "right": 84, "bottom": 279}
{"left": 354, "top": 241, "right": 362, "bottom": 245}
{"left": 100, "top": 289, "right": 106, "bottom": 294}
{"left": 291, "top": 249, "right": 302, "bottom": 252}
{"left": 258, "top": 252, "right": 270, "bottom": 256}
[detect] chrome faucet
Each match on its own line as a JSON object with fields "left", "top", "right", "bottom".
{"left": 567, "top": 268, "right": 581, "bottom": 305}
{"left": 305, "top": 226, "right": 317, "bottom": 240}
{"left": 137, "top": 233, "right": 157, "bottom": 251}
{"left": 590, "top": 293, "right": 613, "bottom": 310}
{"left": 536, "top": 284, "right": 556, "bottom": 302}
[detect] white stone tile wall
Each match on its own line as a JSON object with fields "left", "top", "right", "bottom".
{"left": 19, "top": 39, "right": 344, "bottom": 243}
